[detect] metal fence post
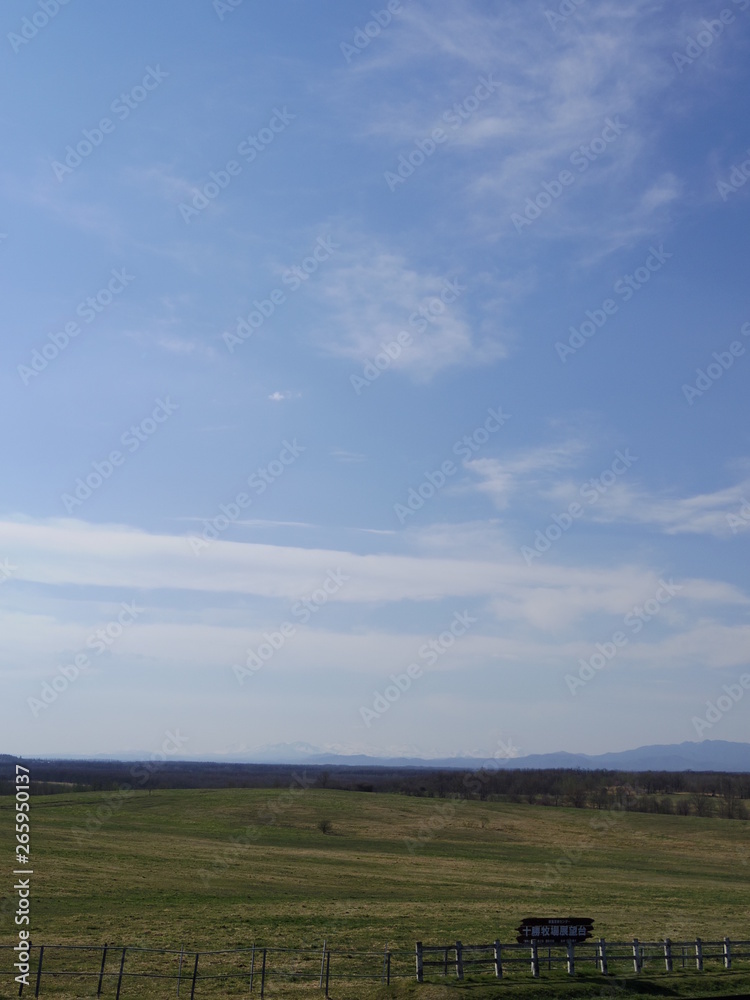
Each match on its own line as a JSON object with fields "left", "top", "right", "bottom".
{"left": 415, "top": 942, "right": 423, "bottom": 982}
{"left": 97, "top": 944, "right": 108, "bottom": 997}
{"left": 455, "top": 941, "right": 464, "bottom": 980}
{"left": 386, "top": 950, "right": 391, "bottom": 986}
{"left": 115, "top": 948, "right": 127, "bottom": 1000}
{"left": 189, "top": 953, "right": 199, "bottom": 1000}
{"left": 319, "top": 941, "right": 327, "bottom": 988}
{"left": 249, "top": 944, "right": 255, "bottom": 993}
{"left": 723, "top": 937, "right": 731, "bottom": 970}
{"left": 695, "top": 937, "right": 703, "bottom": 972}
{"left": 177, "top": 944, "right": 184, "bottom": 997}
{"left": 632, "top": 938, "right": 641, "bottom": 974}
{"left": 34, "top": 946, "right": 44, "bottom": 998}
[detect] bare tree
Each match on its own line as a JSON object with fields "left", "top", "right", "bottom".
{"left": 690, "top": 793, "right": 714, "bottom": 817}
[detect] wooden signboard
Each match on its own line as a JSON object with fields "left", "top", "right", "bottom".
{"left": 516, "top": 917, "right": 593, "bottom": 945}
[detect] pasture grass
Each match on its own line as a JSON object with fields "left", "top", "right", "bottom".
{"left": 1, "top": 787, "right": 748, "bottom": 998}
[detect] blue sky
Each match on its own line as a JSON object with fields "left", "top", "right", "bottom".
{"left": 2, "top": 0, "right": 750, "bottom": 759}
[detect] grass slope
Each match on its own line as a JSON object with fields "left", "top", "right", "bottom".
{"left": 1, "top": 788, "right": 749, "bottom": 997}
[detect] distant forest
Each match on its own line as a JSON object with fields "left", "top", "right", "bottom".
{"left": 2, "top": 757, "right": 748, "bottom": 820}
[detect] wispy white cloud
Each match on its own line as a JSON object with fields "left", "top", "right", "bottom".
{"left": 156, "top": 335, "right": 214, "bottom": 358}
{"left": 464, "top": 440, "right": 587, "bottom": 509}
{"left": 336, "top": 0, "right": 686, "bottom": 252}
{"left": 317, "top": 248, "right": 508, "bottom": 379}
{"left": 121, "top": 164, "right": 198, "bottom": 203}
{"left": 465, "top": 440, "right": 750, "bottom": 538}
{"left": 171, "top": 520, "right": 392, "bottom": 538}
{"left": 1, "top": 517, "right": 746, "bottom": 623}
{"left": 3, "top": 599, "right": 747, "bottom": 684}
{"left": 3, "top": 166, "right": 125, "bottom": 240}
{"left": 587, "top": 480, "right": 750, "bottom": 536}
{"left": 330, "top": 448, "right": 366, "bottom": 463}
{"left": 627, "top": 620, "right": 750, "bottom": 670}
{"left": 268, "top": 390, "right": 301, "bottom": 402}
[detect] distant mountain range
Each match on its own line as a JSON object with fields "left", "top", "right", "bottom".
{"left": 15, "top": 739, "right": 750, "bottom": 772}
{"left": 227, "top": 739, "right": 750, "bottom": 772}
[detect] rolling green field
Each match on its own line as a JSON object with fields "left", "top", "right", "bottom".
{"left": 2, "top": 787, "right": 749, "bottom": 998}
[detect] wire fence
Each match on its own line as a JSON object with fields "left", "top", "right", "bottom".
{"left": 0, "top": 943, "right": 402, "bottom": 998}
{"left": 2, "top": 936, "right": 748, "bottom": 996}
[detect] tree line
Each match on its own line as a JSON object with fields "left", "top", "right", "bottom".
{"left": 0, "top": 757, "right": 747, "bottom": 820}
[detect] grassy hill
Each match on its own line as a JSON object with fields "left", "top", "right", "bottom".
{"left": 1, "top": 787, "right": 749, "bottom": 997}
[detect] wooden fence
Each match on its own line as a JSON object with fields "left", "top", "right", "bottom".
{"left": 415, "top": 936, "right": 750, "bottom": 981}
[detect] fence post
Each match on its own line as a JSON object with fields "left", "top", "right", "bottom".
{"left": 324, "top": 949, "right": 330, "bottom": 999}
{"left": 493, "top": 940, "right": 502, "bottom": 978}
{"left": 97, "top": 944, "right": 108, "bottom": 997}
{"left": 664, "top": 938, "right": 673, "bottom": 973}
{"left": 381, "top": 944, "right": 388, "bottom": 984}
{"left": 319, "top": 940, "right": 327, "bottom": 989}
{"left": 249, "top": 944, "right": 255, "bottom": 993}
{"left": 455, "top": 941, "right": 464, "bottom": 980}
{"left": 695, "top": 937, "right": 703, "bottom": 972}
{"left": 566, "top": 941, "right": 575, "bottom": 976}
{"left": 189, "top": 953, "right": 199, "bottom": 1000}
{"left": 260, "top": 949, "right": 267, "bottom": 999}
{"left": 443, "top": 946, "right": 448, "bottom": 976}
{"left": 415, "top": 942, "right": 423, "bottom": 983}
{"left": 632, "top": 938, "right": 641, "bottom": 974}
{"left": 386, "top": 950, "right": 391, "bottom": 986}
{"left": 116, "top": 948, "right": 127, "bottom": 1000}
{"left": 597, "top": 938, "right": 608, "bottom": 975}
{"left": 177, "top": 944, "right": 184, "bottom": 997}
{"left": 530, "top": 943, "right": 540, "bottom": 978}
{"left": 724, "top": 937, "right": 732, "bottom": 970}
{"left": 34, "top": 946, "right": 44, "bottom": 998}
